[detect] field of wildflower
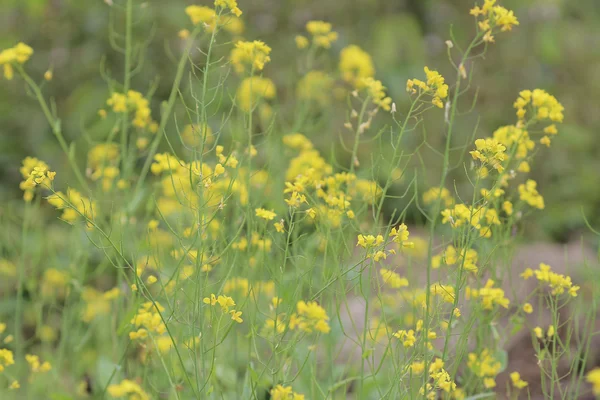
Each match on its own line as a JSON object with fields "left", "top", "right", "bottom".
{"left": 1, "top": 0, "right": 600, "bottom": 399}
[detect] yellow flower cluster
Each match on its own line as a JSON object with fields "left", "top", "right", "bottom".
{"left": 184, "top": 6, "right": 244, "bottom": 34}
{"left": 470, "top": 138, "right": 507, "bottom": 173}
{"left": 359, "top": 77, "right": 392, "bottom": 111}
{"left": 108, "top": 379, "right": 150, "bottom": 400}
{"left": 379, "top": 268, "right": 409, "bottom": 289}
{"left": 236, "top": 76, "right": 276, "bottom": 113}
{"left": 357, "top": 234, "right": 384, "bottom": 248}
{"left": 441, "top": 204, "right": 501, "bottom": 238}
{"left": 470, "top": 0, "right": 519, "bottom": 43}
{"left": 587, "top": 368, "right": 600, "bottom": 396}
{"left": 0, "top": 42, "right": 33, "bottom": 79}
{"left": 466, "top": 279, "right": 510, "bottom": 310}
{"left": 19, "top": 157, "right": 56, "bottom": 201}
{"left": 514, "top": 89, "right": 564, "bottom": 124}
{"left": 106, "top": 90, "right": 156, "bottom": 130}
{"left": 390, "top": 223, "right": 415, "bottom": 248}
{"left": 203, "top": 294, "right": 243, "bottom": 323}
{"left": 48, "top": 188, "right": 96, "bottom": 224}
{"left": 406, "top": 67, "right": 449, "bottom": 108}
{"left": 303, "top": 20, "right": 338, "bottom": 49}
{"left": 40, "top": 268, "right": 70, "bottom": 298}
{"left": 129, "top": 302, "right": 167, "bottom": 340}
{"left": 230, "top": 40, "right": 272, "bottom": 75}
{"left": 393, "top": 329, "right": 416, "bottom": 347}
{"left": 420, "top": 358, "right": 459, "bottom": 398}
{"left": 181, "top": 123, "right": 213, "bottom": 148}
{"left": 492, "top": 125, "right": 534, "bottom": 160}
{"left": 81, "top": 287, "right": 120, "bottom": 322}
{"left": 289, "top": 301, "right": 330, "bottom": 334}
{"left": 25, "top": 354, "right": 51, "bottom": 373}
{"left": 270, "top": 385, "right": 305, "bottom": 400}
{"left": 214, "top": 0, "right": 242, "bottom": 17}
{"left": 432, "top": 245, "right": 479, "bottom": 273}
{"left": 518, "top": 179, "right": 545, "bottom": 210}
{"left": 521, "top": 263, "right": 580, "bottom": 297}
{"left": 0, "top": 348, "right": 15, "bottom": 372}
{"left": 510, "top": 371, "right": 528, "bottom": 389}
{"left": 339, "top": 45, "right": 375, "bottom": 88}
{"left": 467, "top": 349, "right": 502, "bottom": 388}
{"left": 422, "top": 187, "right": 454, "bottom": 207}
{"left": 255, "top": 208, "right": 276, "bottom": 220}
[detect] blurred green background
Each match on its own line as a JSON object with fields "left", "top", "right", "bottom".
{"left": 2, "top": 0, "right": 600, "bottom": 241}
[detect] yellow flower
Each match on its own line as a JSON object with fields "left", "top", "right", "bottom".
{"left": 230, "top": 40, "right": 271, "bottom": 74}
{"left": 513, "top": 89, "right": 564, "bottom": 124}
{"left": 215, "top": 0, "right": 242, "bottom": 17}
{"left": 305, "top": 20, "right": 338, "bottom": 48}
{"left": 393, "top": 329, "right": 416, "bottom": 347}
{"left": 357, "top": 234, "right": 384, "bottom": 248}
{"left": 406, "top": 67, "right": 448, "bottom": 108}
{"left": 255, "top": 208, "right": 276, "bottom": 220}
{"left": 359, "top": 77, "right": 392, "bottom": 110}
{"left": 9, "top": 380, "right": 19, "bottom": 390}
{"left": 270, "top": 385, "right": 305, "bottom": 400}
{"left": 295, "top": 35, "right": 309, "bottom": 49}
{"left": 523, "top": 303, "right": 533, "bottom": 314}
{"left": 107, "top": 379, "right": 150, "bottom": 400}
{"left": 379, "top": 268, "right": 409, "bottom": 288}
{"left": 25, "top": 354, "right": 51, "bottom": 373}
{"left": 339, "top": 45, "right": 375, "bottom": 87}
{"left": 289, "top": 300, "right": 330, "bottom": 334}
{"left": 586, "top": 368, "right": 600, "bottom": 395}
{"left": 470, "top": 138, "right": 507, "bottom": 172}
{"left": 185, "top": 5, "right": 216, "bottom": 26}
{"left": 0, "top": 42, "right": 34, "bottom": 79}
{"left": 0, "top": 348, "right": 15, "bottom": 372}
{"left": 229, "top": 310, "right": 243, "bottom": 323}
{"left": 465, "top": 279, "right": 509, "bottom": 309}
{"left": 236, "top": 76, "right": 276, "bottom": 112}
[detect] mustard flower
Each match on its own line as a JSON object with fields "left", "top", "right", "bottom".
{"left": 359, "top": 77, "right": 392, "bottom": 111}
{"left": 470, "top": 138, "right": 506, "bottom": 172}
{"left": 236, "top": 76, "right": 276, "bottom": 112}
{"left": 393, "top": 329, "right": 416, "bottom": 347}
{"left": 466, "top": 279, "right": 509, "bottom": 309}
{"left": 25, "top": 354, "right": 51, "bottom": 373}
{"left": 185, "top": 5, "right": 216, "bottom": 26}
{"left": 0, "top": 348, "right": 14, "bottom": 372}
{"left": 406, "top": 67, "right": 448, "bottom": 108}
{"left": 230, "top": 40, "right": 271, "bottom": 74}
{"left": 339, "top": 45, "right": 375, "bottom": 88}
{"left": 0, "top": 42, "right": 34, "bottom": 80}
{"left": 513, "top": 89, "right": 564, "bottom": 124}
{"left": 423, "top": 187, "right": 453, "bottom": 207}
{"left": 379, "top": 268, "right": 409, "bottom": 288}
{"left": 270, "top": 385, "right": 305, "bottom": 400}
{"left": 289, "top": 300, "right": 330, "bottom": 334}
{"left": 518, "top": 179, "right": 545, "bottom": 210}
{"left": 357, "top": 234, "right": 384, "bottom": 248}
{"left": 586, "top": 368, "right": 600, "bottom": 396}
{"left": 305, "top": 20, "right": 338, "bottom": 48}
{"left": 470, "top": 1, "right": 519, "bottom": 43}
{"left": 255, "top": 208, "right": 276, "bottom": 220}
{"left": 107, "top": 379, "right": 150, "bottom": 400}
{"left": 214, "top": 0, "right": 242, "bottom": 17}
